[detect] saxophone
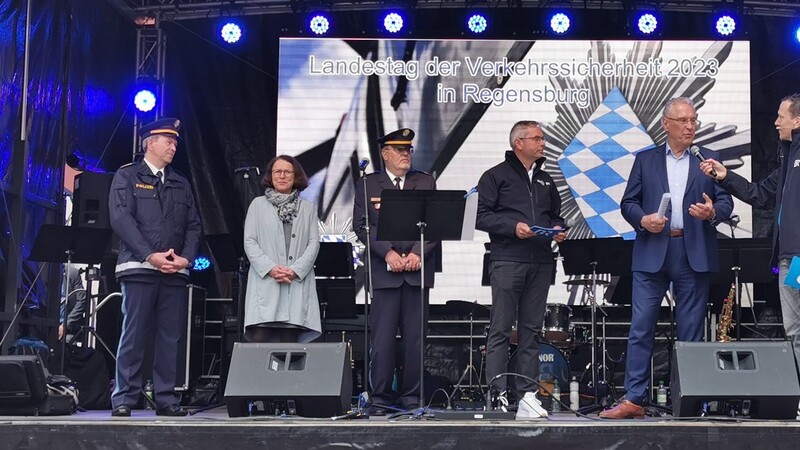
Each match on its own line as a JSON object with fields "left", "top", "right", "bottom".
{"left": 717, "top": 283, "right": 736, "bottom": 343}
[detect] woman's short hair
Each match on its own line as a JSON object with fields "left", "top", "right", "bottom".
{"left": 261, "top": 155, "right": 310, "bottom": 191}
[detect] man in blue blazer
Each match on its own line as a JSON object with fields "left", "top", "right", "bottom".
{"left": 600, "top": 98, "right": 733, "bottom": 419}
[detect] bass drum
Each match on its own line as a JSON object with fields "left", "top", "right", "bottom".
{"left": 537, "top": 342, "right": 570, "bottom": 389}
{"left": 508, "top": 342, "right": 570, "bottom": 390}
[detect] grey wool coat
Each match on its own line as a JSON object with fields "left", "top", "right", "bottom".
{"left": 243, "top": 195, "right": 321, "bottom": 342}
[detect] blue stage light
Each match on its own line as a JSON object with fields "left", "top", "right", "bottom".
{"left": 549, "top": 12, "right": 571, "bottom": 34}
{"left": 220, "top": 22, "right": 242, "bottom": 44}
{"left": 715, "top": 15, "right": 736, "bottom": 36}
{"left": 133, "top": 89, "right": 156, "bottom": 113}
{"left": 309, "top": 15, "right": 330, "bottom": 35}
{"left": 383, "top": 12, "right": 404, "bottom": 33}
{"left": 193, "top": 257, "right": 211, "bottom": 271}
{"left": 467, "top": 14, "right": 487, "bottom": 34}
{"left": 637, "top": 13, "right": 658, "bottom": 34}
{"left": 794, "top": 25, "right": 800, "bottom": 43}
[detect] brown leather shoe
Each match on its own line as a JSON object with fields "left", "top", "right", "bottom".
{"left": 598, "top": 399, "right": 645, "bottom": 419}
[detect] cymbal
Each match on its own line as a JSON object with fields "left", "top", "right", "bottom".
{"left": 563, "top": 278, "right": 609, "bottom": 286}
{"left": 446, "top": 300, "right": 490, "bottom": 318}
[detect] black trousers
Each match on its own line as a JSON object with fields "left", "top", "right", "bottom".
{"left": 370, "top": 282, "right": 429, "bottom": 408}
{"left": 485, "top": 260, "right": 552, "bottom": 394}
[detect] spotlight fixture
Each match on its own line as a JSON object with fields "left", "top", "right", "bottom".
{"left": 795, "top": 25, "right": 800, "bottom": 43}
{"left": 383, "top": 12, "right": 404, "bottom": 33}
{"left": 220, "top": 22, "right": 242, "bottom": 44}
{"left": 309, "top": 14, "right": 330, "bottom": 35}
{"left": 133, "top": 89, "right": 156, "bottom": 113}
{"left": 715, "top": 15, "right": 736, "bottom": 36}
{"left": 467, "top": 14, "right": 487, "bottom": 34}
{"left": 549, "top": 12, "right": 571, "bottom": 34}
{"left": 637, "top": 13, "right": 658, "bottom": 34}
{"left": 193, "top": 256, "right": 211, "bottom": 271}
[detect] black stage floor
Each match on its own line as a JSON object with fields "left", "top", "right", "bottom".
{"left": 3, "top": 408, "right": 800, "bottom": 449}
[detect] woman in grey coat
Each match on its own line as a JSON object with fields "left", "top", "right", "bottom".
{"left": 243, "top": 155, "right": 321, "bottom": 343}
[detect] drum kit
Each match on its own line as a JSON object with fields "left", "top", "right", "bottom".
{"left": 446, "top": 293, "right": 605, "bottom": 404}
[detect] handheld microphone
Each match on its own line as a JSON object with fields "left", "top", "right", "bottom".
{"left": 689, "top": 145, "right": 717, "bottom": 178}
{"left": 358, "top": 158, "right": 370, "bottom": 170}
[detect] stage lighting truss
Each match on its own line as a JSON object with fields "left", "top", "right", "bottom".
{"left": 715, "top": 14, "right": 736, "bottom": 36}
{"left": 467, "top": 14, "right": 487, "bottom": 34}
{"left": 550, "top": 12, "right": 571, "bottom": 34}
{"left": 637, "top": 13, "right": 658, "bottom": 34}
{"left": 383, "top": 12, "right": 404, "bottom": 33}
{"left": 309, "top": 15, "right": 330, "bottom": 35}
{"left": 220, "top": 22, "right": 243, "bottom": 43}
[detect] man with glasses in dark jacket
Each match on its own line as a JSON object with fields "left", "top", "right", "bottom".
{"left": 477, "top": 120, "right": 566, "bottom": 419}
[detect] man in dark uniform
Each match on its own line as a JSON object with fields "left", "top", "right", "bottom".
{"left": 109, "top": 118, "right": 202, "bottom": 417}
{"left": 353, "top": 128, "right": 437, "bottom": 414}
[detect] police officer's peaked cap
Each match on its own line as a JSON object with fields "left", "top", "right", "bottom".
{"left": 377, "top": 128, "right": 414, "bottom": 147}
{"left": 139, "top": 117, "right": 181, "bottom": 140}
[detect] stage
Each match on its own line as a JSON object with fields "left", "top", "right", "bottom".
{"left": 3, "top": 408, "right": 800, "bottom": 449}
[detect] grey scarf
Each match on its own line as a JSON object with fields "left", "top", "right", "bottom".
{"left": 264, "top": 188, "right": 300, "bottom": 224}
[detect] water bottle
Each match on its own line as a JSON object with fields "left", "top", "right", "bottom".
{"left": 551, "top": 381, "right": 561, "bottom": 412}
{"left": 144, "top": 379, "right": 155, "bottom": 410}
{"left": 569, "top": 376, "right": 580, "bottom": 410}
{"left": 656, "top": 380, "right": 668, "bottom": 406}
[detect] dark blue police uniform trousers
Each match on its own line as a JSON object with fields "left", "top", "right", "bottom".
{"left": 370, "top": 282, "right": 429, "bottom": 408}
{"left": 624, "top": 236, "right": 709, "bottom": 405}
{"left": 111, "top": 276, "right": 188, "bottom": 409}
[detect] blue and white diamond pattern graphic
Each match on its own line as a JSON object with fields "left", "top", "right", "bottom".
{"left": 558, "top": 87, "right": 655, "bottom": 239}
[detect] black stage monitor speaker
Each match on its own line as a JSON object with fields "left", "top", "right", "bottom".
{"left": 0, "top": 356, "right": 49, "bottom": 415}
{"left": 224, "top": 342, "right": 352, "bottom": 418}
{"left": 672, "top": 341, "right": 800, "bottom": 419}
{"left": 73, "top": 172, "right": 114, "bottom": 229}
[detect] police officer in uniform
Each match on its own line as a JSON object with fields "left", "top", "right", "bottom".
{"left": 109, "top": 118, "right": 202, "bottom": 417}
{"left": 352, "top": 128, "right": 437, "bottom": 414}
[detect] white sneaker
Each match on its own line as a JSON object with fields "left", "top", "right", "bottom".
{"left": 516, "top": 392, "right": 548, "bottom": 420}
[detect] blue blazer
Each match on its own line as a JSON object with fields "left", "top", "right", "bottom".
{"left": 620, "top": 145, "right": 733, "bottom": 273}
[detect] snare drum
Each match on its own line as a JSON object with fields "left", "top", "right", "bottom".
{"left": 543, "top": 304, "right": 571, "bottom": 343}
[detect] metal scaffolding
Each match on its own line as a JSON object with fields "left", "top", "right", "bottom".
{"left": 133, "top": 16, "right": 167, "bottom": 160}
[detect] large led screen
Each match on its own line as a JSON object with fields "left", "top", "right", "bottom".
{"left": 277, "top": 38, "right": 751, "bottom": 304}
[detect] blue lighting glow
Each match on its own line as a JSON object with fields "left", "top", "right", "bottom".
{"left": 383, "top": 12, "right": 404, "bottom": 33}
{"left": 715, "top": 15, "right": 736, "bottom": 36}
{"left": 794, "top": 25, "right": 800, "bottom": 43}
{"left": 220, "top": 22, "right": 242, "bottom": 44}
{"left": 309, "top": 15, "right": 330, "bottom": 35}
{"left": 193, "top": 257, "right": 211, "bottom": 271}
{"left": 550, "top": 13, "right": 571, "bottom": 34}
{"left": 637, "top": 13, "right": 658, "bottom": 34}
{"left": 467, "top": 14, "right": 487, "bottom": 34}
{"left": 134, "top": 89, "right": 156, "bottom": 113}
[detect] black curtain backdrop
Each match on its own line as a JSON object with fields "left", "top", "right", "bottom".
{"left": 0, "top": 0, "right": 133, "bottom": 343}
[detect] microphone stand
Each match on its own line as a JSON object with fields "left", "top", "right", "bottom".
{"left": 357, "top": 164, "right": 374, "bottom": 415}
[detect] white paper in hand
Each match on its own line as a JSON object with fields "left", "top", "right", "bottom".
{"left": 657, "top": 193, "right": 671, "bottom": 219}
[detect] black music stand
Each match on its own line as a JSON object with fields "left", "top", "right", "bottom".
{"left": 716, "top": 238, "right": 775, "bottom": 341}
{"left": 315, "top": 242, "right": 357, "bottom": 325}
{"left": 559, "top": 237, "right": 632, "bottom": 414}
{"left": 29, "top": 224, "right": 111, "bottom": 374}
{"left": 377, "top": 189, "right": 468, "bottom": 417}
